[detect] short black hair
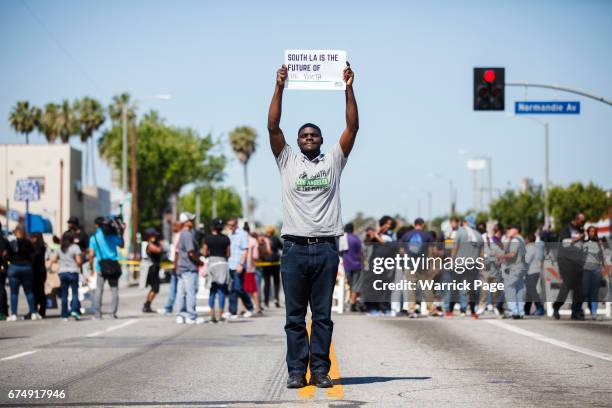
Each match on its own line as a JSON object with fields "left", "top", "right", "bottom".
{"left": 298, "top": 123, "right": 322, "bottom": 136}
{"left": 414, "top": 217, "right": 425, "bottom": 226}
{"left": 344, "top": 223, "right": 354, "bottom": 233}
{"left": 379, "top": 215, "right": 393, "bottom": 227}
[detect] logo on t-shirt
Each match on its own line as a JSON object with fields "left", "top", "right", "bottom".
{"left": 295, "top": 170, "right": 330, "bottom": 191}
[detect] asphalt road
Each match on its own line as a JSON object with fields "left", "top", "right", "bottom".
{"left": 1, "top": 283, "right": 611, "bottom": 407}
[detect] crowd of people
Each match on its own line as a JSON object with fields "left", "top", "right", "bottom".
{"left": 138, "top": 212, "right": 282, "bottom": 325}
{"left": 1, "top": 210, "right": 609, "bottom": 323}
{"left": 0, "top": 215, "right": 126, "bottom": 322}
{"left": 341, "top": 212, "right": 610, "bottom": 321}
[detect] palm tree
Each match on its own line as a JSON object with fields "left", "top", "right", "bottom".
{"left": 229, "top": 126, "right": 257, "bottom": 222}
{"left": 37, "top": 103, "right": 61, "bottom": 143}
{"left": 75, "top": 97, "right": 106, "bottom": 185}
{"left": 56, "top": 99, "right": 78, "bottom": 143}
{"left": 9, "top": 101, "right": 40, "bottom": 144}
{"left": 108, "top": 92, "right": 136, "bottom": 124}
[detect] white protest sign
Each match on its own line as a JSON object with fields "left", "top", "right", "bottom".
{"left": 284, "top": 50, "right": 347, "bottom": 90}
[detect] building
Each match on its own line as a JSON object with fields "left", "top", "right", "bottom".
{"left": 0, "top": 144, "right": 110, "bottom": 235}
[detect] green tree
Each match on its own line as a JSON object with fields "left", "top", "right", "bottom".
{"left": 75, "top": 97, "right": 106, "bottom": 184}
{"left": 56, "top": 99, "right": 79, "bottom": 143}
{"left": 229, "top": 126, "right": 257, "bottom": 222}
{"left": 548, "top": 182, "right": 611, "bottom": 229}
{"left": 37, "top": 103, "right": 61, "bottom": 143}
{"left": 9, "top": 101, "right": 40, "bottom": 144}
{"left": 181, "top": 186, "right": 243, "bottom": 228}
{"left": 489, "top": 187, "right": 544, "bottom": 235}
{"left": 99, "top": 111, "right": 226, "bottom": 232}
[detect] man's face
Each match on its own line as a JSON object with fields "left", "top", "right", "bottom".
{"left": 450, "top": 220, "right": 459, "bottom": 230}
{"left": 184, "top": 220, "right": 193, "bottom": 230}
{"left": 576, "top": 214, "right": 586, "bottom": 227}
{"left": 297, "top": 127, "right": 323, "bottom": 155}
{"left": 68, "top": 222, "right": 77, "bottom": 231}
{"left": 227, "top": 219, "right": 238, "bottom": 232}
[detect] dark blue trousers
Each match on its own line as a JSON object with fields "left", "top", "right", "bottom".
{"left": 281, "top": 240, "right": 339, "bottom": 375}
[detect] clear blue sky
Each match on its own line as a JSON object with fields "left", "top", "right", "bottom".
{"left": 1, "top": 0, "right": 611, "bottom": 225}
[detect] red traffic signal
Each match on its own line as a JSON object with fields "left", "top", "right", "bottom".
{"left": 474, "top": 67, "right": 505, "bottom": 111}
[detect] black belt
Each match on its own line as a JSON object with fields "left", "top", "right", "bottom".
{"left": 282, "top": 235, "right": 336, "bottom": 245}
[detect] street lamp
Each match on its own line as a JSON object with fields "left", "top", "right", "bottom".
{"left": 507, "top": 113, "right": 550, "bottom": 227}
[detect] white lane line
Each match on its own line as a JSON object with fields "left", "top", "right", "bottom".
{"left": 1, "top": 350, "right": 39, "bottom": 361}
{"left": 485, "top": 320, "right": 612, "bottom": 363}
{"left": 85, "top": 319, "right": 138, "bottom": 338}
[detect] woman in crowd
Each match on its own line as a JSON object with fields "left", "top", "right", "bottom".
{"left": 243, "top": 224, "right": 262, "bottom": 315}
{"left": 581, "top": 226, "right": 605, "bottom": 320}
{"left": 6, "top": 225, "right": 39, "bottom": 321}
{"left": 203, "top": 218, "right": 231, "bottom": 323}
{"left": 143, "top": 229, "right": 163, "bottom": 313}
{"left": 30, "top": 232, "right": 48, "bottom": 318}
{"left": 52, "top": 231, "right": 83, "bottom": 321}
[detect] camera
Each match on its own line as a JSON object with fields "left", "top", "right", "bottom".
{"left": 96, "top": 215, "right": 125, "bottom": 236}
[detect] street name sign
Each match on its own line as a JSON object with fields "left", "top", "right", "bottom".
{"left": 284, "top": 50, "right": 346, "bottom": 90}
{"left": 515, "top": 101, "right": 580, "bottom": 114}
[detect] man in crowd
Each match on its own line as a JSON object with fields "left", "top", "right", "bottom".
{"left": 401, "top": 218, "right": 436, "bottom": 317}
{"left": 89, "top": 216, "right": 124, "bottom": 319}
{"left": 268, "top": 61, "right": 358, "bottom": 388}
{"left": 226, "top": 216, "right": 254, "bottom": 319}
{"left": 449, "top": 215, "right": 483, "bottom": 319}
{"left": 499, "top": 224, "right": 527, "bottom": 319}
{"left": 175, "top": 212, "right": 204, "bottom": 325}
{"left": 158, "top": 221, "right": 182, "bottom": 315}
{"left": 553, "top": 213, "right": 586, "bottom": 320}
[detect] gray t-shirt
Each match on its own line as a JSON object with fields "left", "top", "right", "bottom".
{"left": 525, "top": 241, "right": 544, "bottom": 275}
{"left": 276, "top": 143, "right": 347, "bottom": 237}
{"left": 58, "top": 244, "right": 81, "bottom": 273}
{"left": 177, "top": 229, "right": 199, "bottom": 274}
{"left": 506, "top": 236, "right": 527, "bottom": 273}
{"left": 454, "top": 226, "right": 483, "bottom": 261}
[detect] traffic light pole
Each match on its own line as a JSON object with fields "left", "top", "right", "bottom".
{"left": 505, "top": 82, "right": 612, "bottom": 107}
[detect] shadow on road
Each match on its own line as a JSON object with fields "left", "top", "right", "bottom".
{"left": 336, "top": 376, "right": 432, "bottom": 385}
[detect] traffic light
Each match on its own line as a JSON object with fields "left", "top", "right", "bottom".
{"left": 474, "top": 67, "right": 505, "bottom": 111}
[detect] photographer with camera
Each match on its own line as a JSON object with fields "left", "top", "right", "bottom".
{"left": 89, "top": 216, "right": 125, "bottom": 319}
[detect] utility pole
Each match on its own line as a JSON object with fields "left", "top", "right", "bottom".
{"left": 195, "top": 193, "right": 201, "bottom": 226}
{"left": 130, "top": 120, "right": 138, "bottom": 259}
{"left": 121, "top": 105, "right": 128, "bottom": 194}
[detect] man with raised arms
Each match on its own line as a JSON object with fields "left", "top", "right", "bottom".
{"left": 267, "top": 61, "right": 358, "bottom": 389}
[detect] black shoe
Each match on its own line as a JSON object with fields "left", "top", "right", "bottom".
{"left": 275, "top": 301, "right": 281, "bottom": 308}
{"left": 286, "top": 374, "right": 307, "bottom": 389}
{"left": 143, "top": 304, "right": 154, "bottom": 313}
{"left": 553, "top": 308, "right": 560, "bottom": 320}
{"left": 350, "top": 304, "right": 358, "bottom": 312}
{"left": 571, "top": 314, "right": 585, "bottom": 321}
{"left": 111, "top": 313, "right": 119, "bottom": 319}
{"left": 310, "top": 373, "right": 334, "bottom": 388}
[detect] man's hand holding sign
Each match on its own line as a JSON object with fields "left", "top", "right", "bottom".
{"left": 267, "top": 51, "right": 358, "bottom": 390}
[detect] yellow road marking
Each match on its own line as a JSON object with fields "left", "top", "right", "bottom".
{"left": 297, "top": 320, "right": 344, "bottom": 399}
{"left": 298, "top": 321, "right": 317, "bottom": 398}
{"left": 327, "top": 340, "right": 344, "bottom": 398}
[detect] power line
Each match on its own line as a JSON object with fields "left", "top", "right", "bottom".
{"left": 20, "top": 0, "right": 103, "bottom": 93}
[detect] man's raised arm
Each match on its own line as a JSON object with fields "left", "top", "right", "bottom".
{"left": 267, "top": 65, "right": 288, "bottom": 157}
{"left": 339, "top": 62, "right": 359, "bottom": 157}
